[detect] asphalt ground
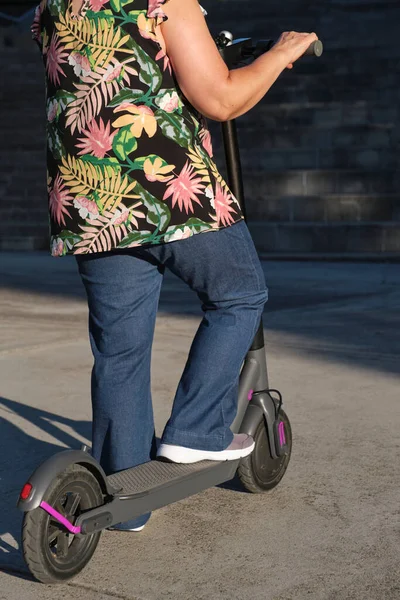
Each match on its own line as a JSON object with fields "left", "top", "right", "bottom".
{"left": 0, "top": 252, "right": 399, "bottom": 600}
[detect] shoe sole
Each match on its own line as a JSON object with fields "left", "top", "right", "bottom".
{"left": 107, "top": 524, "right": 145, "bottom": 532}
{"left": 157, "top": 440, "right": 255, "bottom": 464}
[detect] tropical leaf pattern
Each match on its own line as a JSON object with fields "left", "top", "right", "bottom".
{"left": 32, "top": 0, "right": 243, "bottom": 256}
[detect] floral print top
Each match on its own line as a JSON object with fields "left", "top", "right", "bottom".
{"left": 32, "top": 0, "right": 243, "bottom": 256}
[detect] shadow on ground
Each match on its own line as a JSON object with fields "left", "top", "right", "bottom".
{"left": 1, "top": 252, "right": 399, "bottom": 376}
{"left": 0, "top": 396, "right": 92, "bottom": 575}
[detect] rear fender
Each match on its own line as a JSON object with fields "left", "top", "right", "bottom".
{"left": 16, "top": 449, "right": 120, "bottom": 512}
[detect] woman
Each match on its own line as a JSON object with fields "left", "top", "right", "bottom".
{"left": 32, "top": 0, "right": 317, "bottom": 530}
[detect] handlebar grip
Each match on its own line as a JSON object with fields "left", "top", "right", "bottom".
{"left": 304, "top": 40, "right": 323, "bottom": 57}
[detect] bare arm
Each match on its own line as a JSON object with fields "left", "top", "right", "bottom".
{"left": 161, "top": 0, "right": 318, "bottom": 121}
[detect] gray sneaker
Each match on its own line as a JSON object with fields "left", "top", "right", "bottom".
{"left": 157, "top": 434, "right": 255, "bottom": 464}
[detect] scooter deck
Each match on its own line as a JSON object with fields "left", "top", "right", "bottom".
{"left": 108, "top": 459, "right": 226, "bottom": 497}
{"left": 77, "top": 458, "right": 240, "bottom": 532}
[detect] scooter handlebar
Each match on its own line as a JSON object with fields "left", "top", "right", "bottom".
{"left": 216, "top": 34, "right": 323, "bottom": 68}
{"left": 304, "top": 39, "right": 323, "bottom": 57}
{"left": 246, "top": 39, "right": 323, "bottom": 60}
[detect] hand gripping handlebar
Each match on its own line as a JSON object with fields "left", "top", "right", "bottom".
{"left": 215, "top": 32, "right": 323, "bottom": 68}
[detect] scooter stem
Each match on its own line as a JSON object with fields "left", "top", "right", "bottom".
{"left": 221, "top": 107, "right": 266, "bottom": 354}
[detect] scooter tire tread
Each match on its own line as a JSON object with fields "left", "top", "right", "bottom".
{"left": 22, "top": 464, "right": 103, "bottom": 584}
{"left": 238, "top": 410, "right": 292, "bottom": 493}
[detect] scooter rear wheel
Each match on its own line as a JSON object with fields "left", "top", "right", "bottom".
{"left": 22, "top": 464, "right": 103, "bottom": 584}
{"left": 238, "top": 409, "right": 292, "bottom": 493}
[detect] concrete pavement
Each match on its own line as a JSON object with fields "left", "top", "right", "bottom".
{"left": 0, "top": 253, "right": 399, "bottom": 599}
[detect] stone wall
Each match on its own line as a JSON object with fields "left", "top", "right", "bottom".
{"left": 0, "top": 0, "right": 399, "bottom": 256}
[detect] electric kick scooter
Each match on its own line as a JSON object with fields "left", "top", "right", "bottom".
{"left": 16, "top": 33, "right": 323, "bottom": 584}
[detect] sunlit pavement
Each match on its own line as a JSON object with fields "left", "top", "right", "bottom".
{"left": 0, "top": 252, "right": 399, "bottom": 600}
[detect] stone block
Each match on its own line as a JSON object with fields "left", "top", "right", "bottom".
{"left": 291, "top": 196, "right": 326, "bottom": 222}
{"left": 383, "top": 226, "right": 400, "bottom": 252}
{"left": 246, "top": 196, "right": 291, "bottom": 221}
{"left": 319, "top": 148, "right": 396, "bottom": 170}
{"left": 241, "top": 149, "right": 319, "bottom": 171}
{"left": 303, "top": 171, "right": 337, "bottom": 195}
{"left": 335, "top": 171, "right": 399, "bottom": 194}
{"left": 346, "top": 225, "right": 385, "bottom": 253}
{"left": 244, "top": 172, "right": 306, "bottom": 197}
{"left": 325, "top": 195, "right": 398, "bottom": 222}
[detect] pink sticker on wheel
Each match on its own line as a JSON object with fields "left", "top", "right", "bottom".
{"left": 278, "top": 421, "right": 286, "bottom": 446}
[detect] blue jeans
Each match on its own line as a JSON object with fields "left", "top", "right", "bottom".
{"left": 76, "top": 220, "right": 267, "bottom": 528}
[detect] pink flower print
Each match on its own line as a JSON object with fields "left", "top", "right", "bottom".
{"left": 105, "top": 62, "right": 123, "bottom": 82}
{"left": 113, "top": 207, "right": 130, "bottom": 226}
{"left": 155, "top": 46, "right": 172, "bottom": 74}
{"left": 154, "top": 28, "right": 172, "bottom": 74}
{"left": 51, "top": 238, "right": 64, "bottom": 257}
{"left": 31, "top": 5, "right": 42, "bottom": 44}
{"left": 112, "top": 204, "right": 145, "bottom": 229}
{"left": 49, "top": 174, "right": 73, "bottom": 226}
{"left": 211, "top": 183, "right": 237, "bottom": 227}
{"left": 89, "top": 0, "right": 109, "bottom": 11}
{"left": 47, "top": 99, "right": 59, "bottom": 122}
{"left": 73, "top": 196, "right": 99, "bottom": 220}
{"left": 199, "top": 128, "right": 213, "bottom": 158}
{"left": 147, "top": 0, "right": 167, "bottom": 20}
{"left": 163, "top": 161, "right": 205, "bottom": 214}
{"left": 76, "top": 118, "right": 116, "bottom": 158}
{"left": 68, "top": 52, "right": 92, "bottom": 78}
{"left": 158, "top": 91, "right": 180, "bottom": 113}
{"left": 46, "top": 35, "right": 68, "bottom": 86}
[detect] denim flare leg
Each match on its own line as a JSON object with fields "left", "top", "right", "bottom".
{"left": 76, "top": 220, "right": 268, "bottom": 529}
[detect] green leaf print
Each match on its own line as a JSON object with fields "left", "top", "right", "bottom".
{"left": 85, "top": 9, "right": 115, "bottom": 24}
{"left": 190, "top": 114, "right": 201, "bottom": 138}
{"left": 185, "top": 218, "right": 214, "bottom": 233}
{"left": 57, "top": 230, "right": 83, "bottom": 251}
{"left": 113, "top": 126, "right": 138, "bottom": 161}
{"left": 124, "top": 38, "right": 162, "bottom": 93}
{"left": 108, "top": 88, "right": 146, "bottom": 108}
{"left": 165, "top": 219, "right": 212, "bottom": 238}
{"left": 130, "top": 154, "right": 164, "bottom": 168}
{"left": 47, "top": 124, "right": 66, "bottom": 161}
{"left": 81, "top": 155, "right": 121, "bottom": 175}
{"left": 48, "top": 0, "right": 66, "bottom": 17}
{"left": 117, "top": 230, "right": 153, "bottom": 248}
{"left": 126, "top": 10, "right": 143, "bottom": 24}
{"left": 155, "top": 110, "right": 192, "bottom": 149}
{"left": 110, "top": 0, "right": 136, "bottom": 12}
{"left": 134, "top": 181, "right": 171, "bottom": 232}
{"left": 110, "top": 0, "right": 121, "bottom": 12}
{"left": 54, "top": 90, "right": 76, "bottom": 111}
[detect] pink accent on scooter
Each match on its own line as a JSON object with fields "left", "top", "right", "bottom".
{"left": 40, "top": 501, "right": 82, "bottom": 535}
{"left": 278, "top": 421, "right": 286, "bottom": 446}
{"left": 248, "top": 389, "right": 253, "bottom": 401}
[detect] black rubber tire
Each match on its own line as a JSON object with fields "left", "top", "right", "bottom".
{"left": 22, "top": 464, "right": 104, "bottom": 584}
{"left": 238, "top": 409, "right": 292, "bottom": 493}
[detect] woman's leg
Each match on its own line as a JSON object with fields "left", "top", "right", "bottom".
{"left": 76, "top": 251, "right": 164, "bottom": 528}
{"left": 146, "top": 220, "right": 268, "bottom": 452}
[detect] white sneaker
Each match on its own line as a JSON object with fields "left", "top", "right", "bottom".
{"left": 157, "top": 434, "right": 255, "bottom": 464}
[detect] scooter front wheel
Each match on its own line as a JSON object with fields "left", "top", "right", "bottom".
{"left": 238, "top": 409, "right": 292, "bottom": 493}
{"left": 22, "top": 464, "right": 103, "bottom": 584}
